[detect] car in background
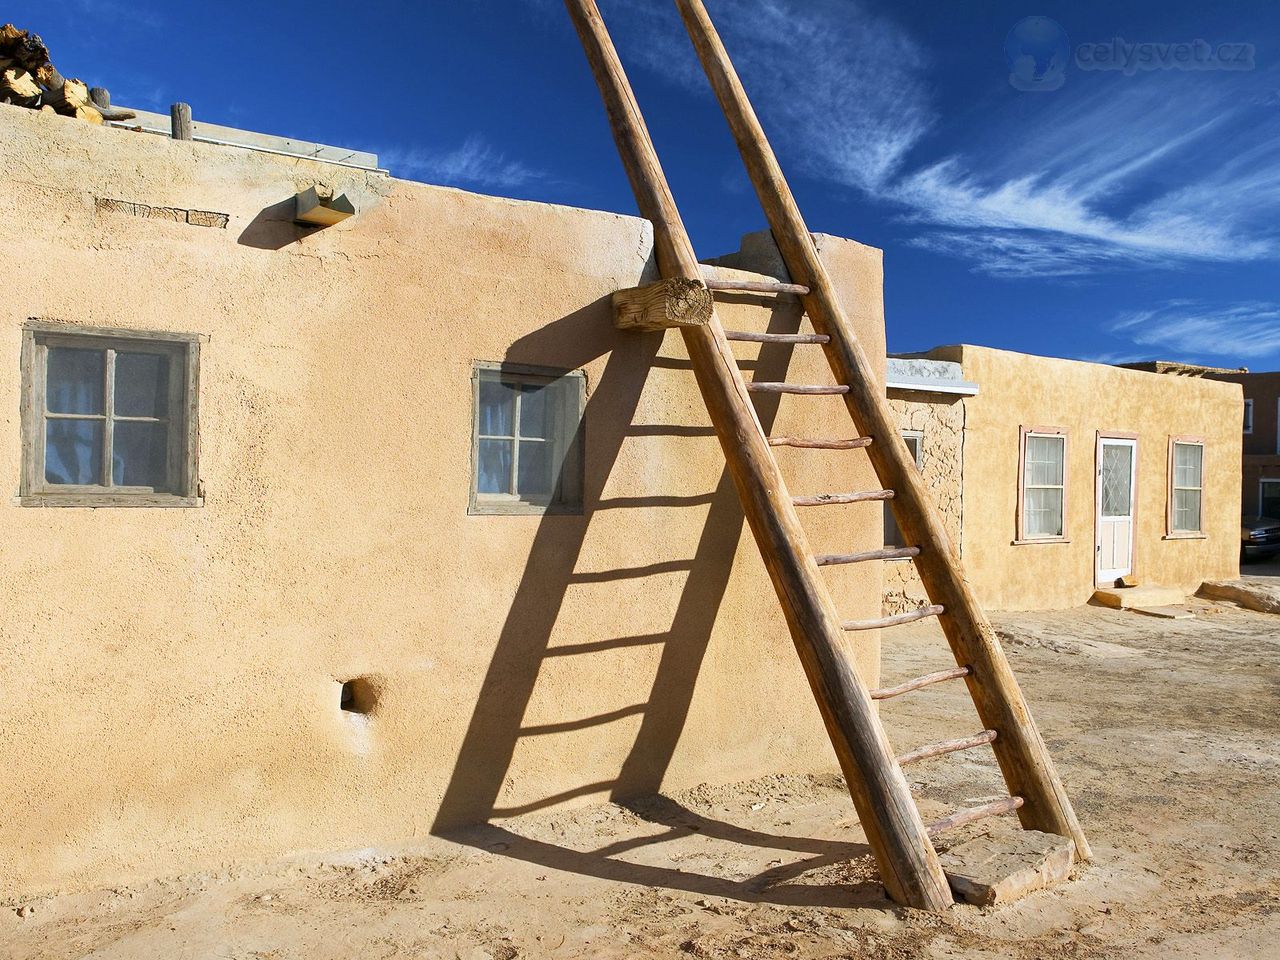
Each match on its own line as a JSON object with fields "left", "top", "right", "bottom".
{"left": 1241, "top": 516, "right": 1280, "bottom": 563}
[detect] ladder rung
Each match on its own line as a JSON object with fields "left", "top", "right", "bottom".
{"left": 926, "top": 796, "right": 1024, "bottom": 837}
{"left": 795, "top": 490, "right": 894, "bottom": 508}
{"left": 816, "top": 546, "right": 918, "bottom": 565}
{"left": 724, "top": 330, "right": 829, "bottom": 344}
{"left": 705, "top": 279, "right": 810, "bottom": 296}
{"left": 897, "top": 730, "right": 997, "bottom": 767}
{"left": 747, "top": 382, "right": 849, "bottom": 395}
{"left": 767, "top": 435, "right": 873, "bottom": 450}
{"left": 842, "top": 604, "right": 944, "bottom": 632}
{"left": 871, "top": 666, "right": 970, "bottom": 700}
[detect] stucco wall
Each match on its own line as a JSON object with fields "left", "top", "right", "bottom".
{"left": 0, "top": 106, "right": 888, "bottom": 895}
{"left": 928, "top": 345, "right": 1240, "bottom": 610}
{"left": 884, "top": 394, "right": 964, "bottom": 613}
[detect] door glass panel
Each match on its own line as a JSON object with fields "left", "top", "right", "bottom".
{"left": 1101, "top": 444, "right": 1133, "bottom": 518}
{"left": 45, "top": 420, "right": 103, "bottom": 484}
{"left": 113, "top": 421, "right": 169, "bottom": 488}
{"left": 47, "top": 347, "right": 104, "bottom": 414}
{"left": 115, "top": 352, "right": 171, "bottom": 418}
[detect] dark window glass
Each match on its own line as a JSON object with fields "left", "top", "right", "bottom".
{"left": 47, "top": 348, "right": 104, "bottom": 415}
{"left": 45, "top": 420, "right": 103, "bottom": 485}
{"left": 115, "top": 352, "right": 170, "bottom": 418}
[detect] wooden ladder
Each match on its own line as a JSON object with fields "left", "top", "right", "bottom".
{"left": 564, "top": 0, "right": 1089, "bottom": 911}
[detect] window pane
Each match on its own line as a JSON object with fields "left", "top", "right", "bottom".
{"left": 1174, "top": 443, "right": 1202, "bottom": 488}
{"left": 519, "top": 384, "right": 551, "bottom": 439}
{"left": 903, "top": 434, "right": 921, "bottom": 467}
{"left": 113, "top": 421, "right": 169, "bottom": 488}
{"left": 478, "top": 378, "right": 515, "bottom": 436}
{"left": 1025, "top": 435, "right": 1064, "bottom": 486}
{"left": 45, "top": 419, "right": 103, "bottom": 485}
{"left": 517, "top": 440, "right": 552, "bottom": 496}
{"left": 477, "top": 438, "right": 513, "bottom": 494}
{"left": 1100, "top": 444, "right": 1133, "bottom": 518}
{"left": 1173, "top": 488, "right": 1202, "bottom": 532}
{"left": 46, "top": 347, "right": 104, "bottom": 414}
{"left": 1025, "top": 486, "right": 1064, "bottom": 538}
{"left": 115, "top": 352, "right": 170, "bottom": 418}
{"left": 884, "top": 502, "right": 903, "bottom": 548}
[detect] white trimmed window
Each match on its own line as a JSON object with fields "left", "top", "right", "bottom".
{"left": 1169, "top": 439, "right": 1204, "bottom": 534}
{"left": 1019, "top": 430, "right": 1066, "bottom": 540}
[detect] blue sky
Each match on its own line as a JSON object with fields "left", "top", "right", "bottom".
{"left": 13, "top": 0, "right": 1280, "bottom": 368}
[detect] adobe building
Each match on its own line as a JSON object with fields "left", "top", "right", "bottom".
{"left": 0, "top": 105, "right": 894, "bottom": 897}
{"left": 0, "top": 102, "right": 1242, "bottom": 898}
{"left": 1202, "top": 370, "right": 1280, "bottom": 518}
{"left": 889, "top": 347, "right": 1241, "bottom": 610}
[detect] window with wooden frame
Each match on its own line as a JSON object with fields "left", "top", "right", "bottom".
{"left": 1017, "top": 427, "right": 1068, "bottom": 542}
{"left": 20, "top": 323, "right": 200, "bottom": 507}
{"left": 470, "top": 362, "right": 585, "bottom": 515}
{"left": 884, "top": 431, "right": 923, "bottom": 549}
{"left": 1167, "top": 438, "right": 1204, "bottom": 536}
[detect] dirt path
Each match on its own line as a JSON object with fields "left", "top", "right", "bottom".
{"left": 6, "top": 600, "right": 1279, "bottom": 959}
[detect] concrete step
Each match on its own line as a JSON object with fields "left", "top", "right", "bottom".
{"left": 940, "top": 829, "right": 1076, "bottom": 906}
{"left": 1092, "top": 584, "right": 1185, "bottom": 609}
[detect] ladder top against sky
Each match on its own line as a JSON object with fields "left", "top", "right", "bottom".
{"left": 564, "top": 0, "right": 1088, "bottom": 912}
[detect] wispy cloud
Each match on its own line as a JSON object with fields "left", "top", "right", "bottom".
{"left": 378, "top": 136, "right": 550, "bottom": 192}
{"left": 578, "top": 0, "right": 1280, "bottom": 279}
{"left": 1108, "top": 300, "right": 1280, "bottom": 360}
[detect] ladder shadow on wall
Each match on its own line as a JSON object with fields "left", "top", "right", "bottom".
{"left": 431, "top": 292, "right": 879, "bottom": 906}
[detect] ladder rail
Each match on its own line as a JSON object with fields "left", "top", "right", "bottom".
{"left": 674, "top": 0, "right": 1090, "bottom": 862}
{"left": 565, "top": 0, "right": 955, "bottom": 911}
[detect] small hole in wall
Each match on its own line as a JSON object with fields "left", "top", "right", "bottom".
{"left": 339, "top": 677, "right": 377, "bottom": 714}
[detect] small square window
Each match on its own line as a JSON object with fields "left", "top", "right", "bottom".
{"left": 470, "top": 363, "right": 584, "bottom": 515}
{"left": 21, "top": 324, "right": 200, "bottom": 507}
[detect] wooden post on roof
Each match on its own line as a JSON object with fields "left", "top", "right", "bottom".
{"left": 563, "top": 0, "right": 955, "bottom": 911}
{"left": 672, "top": 0, "right": 1090, "bottom": 861}
{"left": 170, "top": 102, "right": 193, "bottom": 141}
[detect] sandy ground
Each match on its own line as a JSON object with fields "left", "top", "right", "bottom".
{"left": 6, "top": 599, "right": 1280, "bottom": 959}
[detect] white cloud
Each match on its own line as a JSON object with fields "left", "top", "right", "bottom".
{"left": 1109, "top": 301, "right": 1280, "bottom": 360}
{"left": 379, "top": 136, "right": 548, "bottom": 192}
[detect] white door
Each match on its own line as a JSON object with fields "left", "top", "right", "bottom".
{"left": 1096, "top": 438, "right": 1137, "bottom": 583}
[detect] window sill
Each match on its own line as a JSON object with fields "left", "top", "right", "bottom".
{"left": 19, "top": 494, "right": 203, "bottom": 508}
{"left": 469, "top": 499, "right": 583, "bottom": 517}
{"left": 1011, "top": 537, "right": 1071, "bottom": 545}
{"left": 1162, "top": 532, "right": 1207, "bottom": 541}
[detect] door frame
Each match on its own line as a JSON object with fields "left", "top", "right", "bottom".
{"left": 1095, "top": 432, "right": 1139, "bottom": 586}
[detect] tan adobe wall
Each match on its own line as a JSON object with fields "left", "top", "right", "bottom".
{"left": 884, "top": 395, "right": 964, "bottom": 614}
{"left": 0, "top": 106, "right": 888, "bottom": 895}
{"left": 928, "top": 345, "right": 1240, "bottom": 610}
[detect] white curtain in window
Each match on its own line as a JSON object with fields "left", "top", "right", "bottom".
{"left": 1024, "top": 435, "right": 1065, "bottom": 538}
